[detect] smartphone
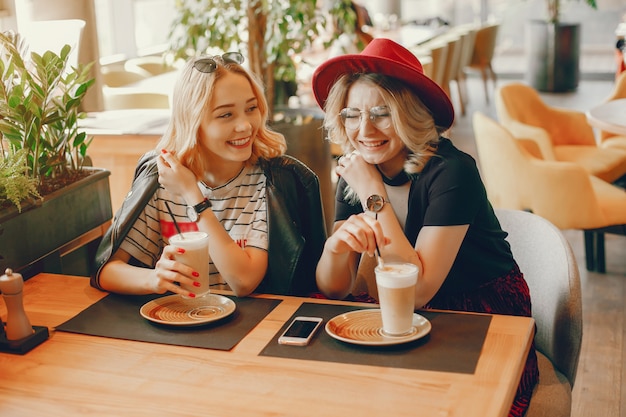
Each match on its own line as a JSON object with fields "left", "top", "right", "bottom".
{"left": 277, "top": 316, "right": 324, "bottom": 346}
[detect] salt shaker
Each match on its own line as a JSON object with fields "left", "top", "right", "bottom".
{"left": 0, "top": 268, "right": 34, "bottom": 340}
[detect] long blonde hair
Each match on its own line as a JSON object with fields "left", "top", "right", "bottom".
{"left": 323, "top": 73, "right": 443, "bottom": 175}
{"left": 157, "top": 56, "right": 286, "bottom": 177}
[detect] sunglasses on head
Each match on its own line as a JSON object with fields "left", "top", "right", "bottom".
{"left": 193, "top": 52, "right": 245, "bottom": 73}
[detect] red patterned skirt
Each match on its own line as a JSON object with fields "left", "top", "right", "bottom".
{"left": 422, "top": 264, "right": 538, "bottom": 417}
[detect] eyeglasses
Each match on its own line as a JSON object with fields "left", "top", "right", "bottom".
{"left": 339, "top": 106, "right": 392, "bottom": 130}
{"left": 193, "top": 52, "right": 245, "bottom": 73}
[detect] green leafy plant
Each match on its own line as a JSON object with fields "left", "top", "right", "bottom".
{"left": 0, "top": 30, "right": 95, "bottom": 211}
{"left": 546, "top": 0, "right": 597, "bottom": 23}
{"left": 167, "top": 0, "right": 353, "bottom": 109}
{"left": 0, "top": 149, "right": 40, "bottom": 211}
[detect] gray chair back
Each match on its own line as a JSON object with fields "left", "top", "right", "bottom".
{"left": 495, "top": 208, "right": 583, "bottom": 386}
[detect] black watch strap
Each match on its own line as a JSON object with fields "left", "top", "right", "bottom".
{"left": 193, "top": 198, "right": 212, "bottom": 214}
{"left": 186, "top": 198, "right": 211, "bottom": 222}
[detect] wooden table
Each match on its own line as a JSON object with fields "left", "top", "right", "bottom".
{"left": 372, "top": 24, "right": 448, "bottom": 47}
{"left": 586, "top": 98, "right": 626, "bottom": 136}
{"left": 0, "top": 273, "right": 534, "bottom": 417}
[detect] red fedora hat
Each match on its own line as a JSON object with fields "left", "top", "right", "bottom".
{"left": 312, "top": 38, "right": 454, "bottom": 129}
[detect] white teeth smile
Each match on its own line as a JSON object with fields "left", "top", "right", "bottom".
{"left": 230, "top": 137, "right": 250, "bottom": 146}
{"left": 360, "top": 140, "right": 387, "bottom": 148}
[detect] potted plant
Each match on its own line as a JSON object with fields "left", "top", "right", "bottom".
{"left": 166, "top": 0, "right": 357, "bottom": 113}
{"left": 0, "top": 31, "right": 112, "bottom": 276}
{"left": 526, "top": 0, "right": 598, "bottom": 92}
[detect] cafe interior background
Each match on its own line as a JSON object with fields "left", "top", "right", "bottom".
{"left": 1, "top": 0, "right": 624, "bottom": 112}
{"left": 1, "top": 0, "right": 626, "bottom": 415}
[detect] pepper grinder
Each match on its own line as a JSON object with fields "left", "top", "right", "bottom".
{"left": 0, "top": 268, "right": 34, "bottom": 340}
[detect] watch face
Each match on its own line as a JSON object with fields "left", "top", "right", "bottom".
{"left": 367, "top": 195, "right": 385, "bottom": 212}
{"left": 186, "top": 205, "right": 199, "bottom": 222}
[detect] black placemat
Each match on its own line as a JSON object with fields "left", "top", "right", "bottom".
{"left": 260, "top": 303, "right": 492, "bottom": 374}
{"left": 56, "top": 293, "right": 281, "bottom": 351}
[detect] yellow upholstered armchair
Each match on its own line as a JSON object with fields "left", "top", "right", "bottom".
{"left": 473, "top": 112, "right": 626, "bottom": 272}
{"left": 495, "top": 82, "right": 626, "bottom": 183}
{"left": 124, "top": 56, "right": 178, "bottom": 76}
{"left": 101, "top": 65, "right": 152, "bottom": 87}
{"left": 102, "top": 90, "right": 170, "bottom": 110}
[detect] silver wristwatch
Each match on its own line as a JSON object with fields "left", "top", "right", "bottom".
{"left": 186, "top": 198, "right": 211, "bottom": 222}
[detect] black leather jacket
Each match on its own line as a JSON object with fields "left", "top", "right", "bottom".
{"left": 91, "top": 151, "right": 327, "bottom": 296}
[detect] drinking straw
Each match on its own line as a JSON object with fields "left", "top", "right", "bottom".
{"left": 375, "top": 213, "right": 385, "bottom": 269}
{"left": 375, "top": 245, "right": 384, "bottom": 269}
{"left": 164, "top": 201, "right": 184, "bottom": 238}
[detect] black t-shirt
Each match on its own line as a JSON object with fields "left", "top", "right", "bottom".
{"left": 334, "top": 138, "right": 515, "bottom": 294}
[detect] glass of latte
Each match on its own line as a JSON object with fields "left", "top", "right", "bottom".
{"left": 170, "top": 231, "right": 210, "bottom": 298}
{"left": 374, "top": 262, "right": 418, "bottom": 336}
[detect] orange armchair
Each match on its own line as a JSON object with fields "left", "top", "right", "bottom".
{"left": 495, "top": 82, "right": 626, "bottom": 183}
{"left": 473, "top": 112, "right": 626, "bottom": 272}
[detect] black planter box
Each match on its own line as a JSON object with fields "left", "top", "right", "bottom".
{"left": 0, "top": 168, "right": 112, "bottom": 277}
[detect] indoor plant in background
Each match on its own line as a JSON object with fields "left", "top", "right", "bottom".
{"left": 526, "top": 0, "right": 598, "bottom": 92}
{"left": 0, "top": 31, "right": 112, "bottom": 277}
{"left": 166, "top": 0, "right": 357, "bottom": 114}
{"left": 167, "top": 0, "right": 326, "bottom": 112}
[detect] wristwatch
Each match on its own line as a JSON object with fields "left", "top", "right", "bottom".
{"left": 366, "top": 194, "right": 387, "bottom": 213}
{"left": 186, "top": 198, "right": 212, "bottom": 222}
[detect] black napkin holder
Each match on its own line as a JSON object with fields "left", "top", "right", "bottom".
{"left": 0, "top": 323, "right": 49, "bottom": 354}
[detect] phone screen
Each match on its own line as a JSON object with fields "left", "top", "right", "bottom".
{"left": 283, "top": 319, "right": 320, "bottom": 338}
{"left": 278, "top": 317, "right": 323, "bottom": 345}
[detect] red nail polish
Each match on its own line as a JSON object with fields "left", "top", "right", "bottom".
{"left": 188, "top": 292, "right": 196, "bottom": 298}
{"left": 192, "top": 271, "right": 199, "bottom": 277}
{"left": 193, "top": 281, "right": 201, "bottom": 287}
{"left": 177, "top": 248, "right": 185, "bottom": 254}
{"left": 161, "top": 148, "right": 168, "bottom": 154}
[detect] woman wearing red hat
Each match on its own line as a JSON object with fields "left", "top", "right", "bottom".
{"left": 312, "top": 38, "right": 538, "bottom": 416}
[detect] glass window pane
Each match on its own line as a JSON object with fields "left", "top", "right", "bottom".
{"left": 133, "top": 0, "right": 176, "bottom": 54}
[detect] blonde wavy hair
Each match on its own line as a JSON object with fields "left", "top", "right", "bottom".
{"left": 322, "top": 73, "right": 444, "bottom": 175}
{"left": 157, "top": 55, "right": 286, "bottom": 178}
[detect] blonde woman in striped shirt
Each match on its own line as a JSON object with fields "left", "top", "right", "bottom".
{"left": 93, "top": 53, "right": 326, "bottom": 298}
